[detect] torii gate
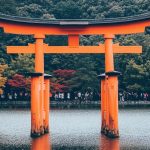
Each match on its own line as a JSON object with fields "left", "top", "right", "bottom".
{"left": 7, "top": 37, "right": 142, "bottom": 138}
{"left": 0, "top": 13, "right": 150, "bottom": 138}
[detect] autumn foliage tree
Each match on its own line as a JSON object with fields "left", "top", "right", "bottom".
{"left": 51, "top": 69, "right": 76, "bottom": 93}
{"left": 7, "top": 74, "right": 31, "bottom": 92}
{"left": 0, "top": 64, "right": 7, "bottom": 94}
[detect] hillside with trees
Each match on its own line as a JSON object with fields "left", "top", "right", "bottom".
{"left": 0, "top": 0, "right": 150, "bottom": 97}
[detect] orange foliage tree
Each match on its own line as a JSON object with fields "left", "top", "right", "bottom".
{"left": 51, "top": 69, "right": 76, "bottom": 93}
{"left": 7, "top": 74, "right": 31, "bottom": 92}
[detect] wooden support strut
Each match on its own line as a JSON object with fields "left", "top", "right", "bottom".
{"left": 68, "top": 34, "right": 79, "bottom": 46}
{"left": 104, "top": 34, "right": 115, "bottom": 72}
{"left": 99, "top": 74, "right": 108, "bottom": 134}
{"left": 43, "top": 74, "right": 52, "bottom": 133}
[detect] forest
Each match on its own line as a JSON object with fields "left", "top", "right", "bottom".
{"left": 0, "top": 0, "right": 150, "bottom": 96}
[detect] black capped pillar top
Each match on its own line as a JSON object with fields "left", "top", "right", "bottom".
{"left": 26, "top": 72, "right": 43, "bottom": 77}
{"left": 44, "top": 73, "right": 52, "bottom": 79}
{"left": 98, "top": 73, "right": 106, "bottom": 80}
{"left": 98, "top": 71, "right": 121, "bottom": 80}
{"left": 105, "top": 71, "right": 121, "bottom": 77}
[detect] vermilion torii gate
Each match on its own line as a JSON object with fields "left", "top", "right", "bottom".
{"left": 0, "top": 13, "right": 150, "bottom": 138}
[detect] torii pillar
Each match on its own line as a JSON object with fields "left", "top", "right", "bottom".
{"left": 30, "top": 72, "right": 43, "bottom": 137}
{"left": 31, "top": 34, "right": 45, "bottom": 137}
{"left": 101, "top": 34, "right": 120, "bottom": 138}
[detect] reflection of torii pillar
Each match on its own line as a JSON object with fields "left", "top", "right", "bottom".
{"left": 31, "top": 133, "right": 51, "bottom": 150}
{"left": 100, "top": 135, "right": 120, "bottom": 150}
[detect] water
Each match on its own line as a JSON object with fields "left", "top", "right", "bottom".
{"left": 0, "top": 109, "right": 150, "bottom": 150}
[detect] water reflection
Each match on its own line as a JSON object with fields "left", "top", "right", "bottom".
{"left": 31, "top": 134, "right": 120, "bottom": 150}
{"left": 100, "top": 135, "right": 120, "bottom": 150}
{"left": 31, "top": 134, "right": 51, "bottom": 150}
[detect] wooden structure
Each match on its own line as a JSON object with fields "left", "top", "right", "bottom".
{"left": 0, "top": 13, "right": 150, "bottom": 138}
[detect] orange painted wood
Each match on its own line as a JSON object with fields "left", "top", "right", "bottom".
{"left": 101, "top": 78, "right": 107, "bottom": 131}
{"left": 31, "top": 77, "right": 41, "bottom": 136}
{"left": 31, "top": 134, "right": 50, "bottom": 150}
{"left": 43, "top": 79, "right": 50, "bottom": 133}
{"left": 34, "top": 35, "right": 45, "bottom": 135}
{"left": 7, "top": 44, "right": 142, "bottom": 54}
{"left": 105, "top": 77, "right": 109, "bottom": 132}
{"left": 100, "top": 135, "right": 120, "bottom": 150}
{"left": 68, "top": 35, "right": 79, "bottom": 46}
{"left": 107, "top": 76, "right": 119, "bottom": 136}
{"left": 104, "top": 34, "right": 115, "bottom": 72}
{"left": 0, "top": 19, "right": 150, "bottom": 35}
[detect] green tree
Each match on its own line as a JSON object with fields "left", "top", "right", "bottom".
{"left": 0, "top": 0, "right": 17, "bottom": 15}
{"left": 16, "top": 4, "right": 49, "bottom": 18}
{"left": 53, "top": 0, "right": 82, "bottom": 19}
{"left": 124, "top": 59, "right": 148, "bottom": 92}
{"left": 6, "top": 54, "right": 34, "bottom": 77}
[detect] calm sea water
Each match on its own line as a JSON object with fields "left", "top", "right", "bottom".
{"left": 0, "top": 109, "right": 150, "bottom": 150}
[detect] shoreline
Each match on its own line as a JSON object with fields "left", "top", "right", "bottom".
{"left": 0, "top": 100, "right": 150, "bottom": 109}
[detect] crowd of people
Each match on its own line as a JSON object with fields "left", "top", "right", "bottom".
{"left": 0, "top": 92, "right": 30, "bottom": 101}
{"left": 0, "top": 91, "right": 149, "bottom": 102}
{"left": 119, "top": 92, "right": 149, "bottom": 101}
{"left": 51, "top": 92, "right": 99, "bottom": 102}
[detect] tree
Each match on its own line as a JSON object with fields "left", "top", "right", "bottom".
{"left": 7, "top": 74, "right": 31, "bottom": 92}
{"left": 6, "top": 54, "right": 34, "bottom": 77}
{"left": 124, "top": 59, "right": 147, "bottom": 92}
{"left": 53, "top": 0, "right": 82, "bottom": 19}
{"left": 0, "top": 64, "right": 7, "bottom": 94}
{"left": 71, "top": 55, "right": 99, "bottom": 93}
{"left": 106, "top": 4, "right": 124, "bottom": 17}
{"left": 0, "top": 0, "right": 17, "bottom": 15}
{"left": 51, "top": 69, "right": 76, "bottom": 93}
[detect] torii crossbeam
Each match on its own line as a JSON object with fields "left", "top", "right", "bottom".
{"left": 7, "top": 43, "right": 142, "bottom": 54}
